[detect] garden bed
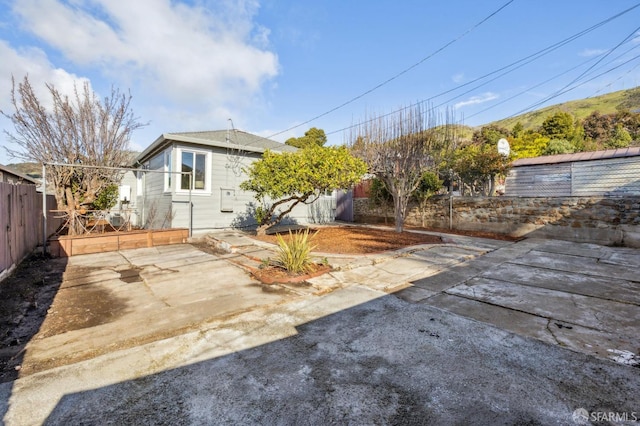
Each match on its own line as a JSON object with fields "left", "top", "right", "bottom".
{"left": 49, "top": 228, "right": 189, "bottom": 257}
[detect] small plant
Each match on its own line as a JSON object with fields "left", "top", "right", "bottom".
{"left": 260, "top": 257, "right": 271, "bottom": 269}
{"left": 275, "top": 229, "right": 317, "bottom": 274}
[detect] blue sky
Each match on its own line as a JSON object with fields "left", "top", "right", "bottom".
{"left": 1, "top": 0, "right": 640, "bottom": 165}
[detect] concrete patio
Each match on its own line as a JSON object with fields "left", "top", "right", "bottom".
{"left": 0, "top": 230, "right": 638, "bottom": 424}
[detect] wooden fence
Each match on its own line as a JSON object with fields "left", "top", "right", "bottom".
{"left": 0, "top": 182, "right": 61, "bottom": 279}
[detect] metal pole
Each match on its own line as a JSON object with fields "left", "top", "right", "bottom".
{"left": 449, "top": 194, "right": 453, "bottom": 230}
{"left": 188, "top": 172, "right": 192, "bottom": 237}
{"left": 448, "top": 169, "right": 453, "bottom": 230}
{"left": 42, "top": 163, "right": 47, "bottom": 255}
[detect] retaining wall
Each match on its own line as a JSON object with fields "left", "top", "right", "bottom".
{"left": 354, "top": 195, "right": 640, "bottom": 247}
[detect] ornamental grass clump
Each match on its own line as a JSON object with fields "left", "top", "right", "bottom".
{"left": 275, "top": 229, "right": 317, "bottom": 274}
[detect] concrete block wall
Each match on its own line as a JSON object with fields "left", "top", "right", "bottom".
{"left": 353, "top": 195, "right": 640, "bottom": 247}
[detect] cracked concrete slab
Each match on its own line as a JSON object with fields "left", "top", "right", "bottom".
{"left": 479, "top": 262, "right": 640, "bottom": 305}
{"left": 3, "top": 291, "right": 638, "bottom": 425}
{"left": 446, "top": 278, "right": 639, "bottom": 335}
{"left": 513, "top": 250, "right": 639, "bottom": 282}
{"left": 2, "top": 230, "right": 639, "bottom": 424}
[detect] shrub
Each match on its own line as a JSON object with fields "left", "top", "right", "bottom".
{"left": 93, "top": 184, "right": 119, "bottom": 210}
{"left": 275, "top": 229, "right": 317, "bottom": 274}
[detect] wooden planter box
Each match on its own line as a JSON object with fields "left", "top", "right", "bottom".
{"left": 49, "top": 229, "right": 189, "bottom": 257}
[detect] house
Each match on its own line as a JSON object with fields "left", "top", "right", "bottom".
{"left": 129, "top": 130, "right": 336, "bottom": 234}
{"left": 505, "top": 147, "right": 640, "bottom": 197}
{"left": 0, "top": 164, "right": 38, "bottom": 185}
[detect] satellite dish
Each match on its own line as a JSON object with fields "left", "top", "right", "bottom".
{"left": 497, "top": 138, "right": 510, "bottom": 156}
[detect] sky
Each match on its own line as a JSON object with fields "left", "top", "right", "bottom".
{"left": 1, "top": 0, "right": 640, "bottom": 165}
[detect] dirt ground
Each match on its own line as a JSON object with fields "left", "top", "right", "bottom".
{"left": 252, "top": 225, "right": 518, "bottom": 254}
{"left": 0, "top": 225, "right": 515, "bottom": 382}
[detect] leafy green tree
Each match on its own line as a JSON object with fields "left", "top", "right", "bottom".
{"left": 511, "top": 122, "right": 524, "bottom": 138}
{"left": 543, "top": 139, "right": 575, "bottom": 155}
{"left": 285, "top": 127, "right": 327, "bottom": 149}
{"left": 607, "top": 123, "right": 632, "bottom": 148}
{"left": 241, "top": 145, "right": 367, "bottom": 235}
{"left": 93, "top": 184, "right": 120, "bottom": 211}
{"left": 510, "top": 131, "right": 549, "bottom": 158}
{"left": 452, "top": 143, "right": 511, "bottom": 196}
{"left": 472, "top": 124, "right": 509, "bottom": 145}
{"left": 540, "top": 111, "right": 576, "bottom": 140}
{"left": 612, "top": 109, "right": 640, "bottom": 141}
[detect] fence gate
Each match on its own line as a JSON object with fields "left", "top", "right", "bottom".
{"left": 335, "top": 189, "right": 354, "bottom": 222}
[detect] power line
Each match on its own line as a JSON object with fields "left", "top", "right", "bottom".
{"left": 508, "top": 21, "right": 640, "bottom": 118}
{"left": 326, "top": 2, "right": 640, "bottom": 137}
{"left": 265, "top": 0, "right": 516, "bottom": 140}
{"left": 464, "top": 41, "right": 640, "bottom": 121}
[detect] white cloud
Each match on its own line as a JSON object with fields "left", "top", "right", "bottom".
{"left": 454, "top": 92, "right": 499, "bottom": 109}
{"left": 0, "top": 40, "right": 90, "bottom": 112}
{"left": 579, "top": 48, "right": 607, "bottom": 57}
{"left": 10, "top": 0, "right": 279, "bottom": 117}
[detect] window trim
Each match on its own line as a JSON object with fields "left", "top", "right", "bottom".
{"left": 175, "top": 147, "right": 212, "bottom": 195}
{"left": 164, "top": 149, "right": 172, "bottom": 193}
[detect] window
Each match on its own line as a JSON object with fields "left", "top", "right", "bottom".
{"left": 164, "top": 150, "right": 172, "bottom": 191}
{"left": 179, "top": 149, "right": 209, "bottom": 192}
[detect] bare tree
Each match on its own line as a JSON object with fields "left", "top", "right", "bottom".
{"left": 349, "top": 104, "right": 457, "bottom": 232}
{"left": 2, "top": 75, "right": 145, "bottom": 234}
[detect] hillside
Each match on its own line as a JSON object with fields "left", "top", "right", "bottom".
{"left": 488, "top": 86, "right": 640, "bottom": 132}
{"left": 4, "top": 162, "right": 42, "bottom": 179}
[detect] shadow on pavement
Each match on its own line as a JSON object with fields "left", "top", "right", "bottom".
{"left": 30, "top": 294, "right": 640, "bottom": 424}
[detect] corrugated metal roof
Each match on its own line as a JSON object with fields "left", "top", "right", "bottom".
{"left": 511, "top": 146, "right": 640, "bottom": 167}
{"left": 137, "top": 129, "right": 297, "bottom": 162}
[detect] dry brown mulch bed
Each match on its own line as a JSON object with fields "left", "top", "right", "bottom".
{"left": 252, "top": 226, "right": 444, "bottom": 254}
{"left": 252, "top": 224, "right": 522, "bottom": 255}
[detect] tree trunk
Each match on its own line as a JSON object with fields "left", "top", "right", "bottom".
{"left": 489, "top": 175, "right": 497, "bottom": 196}
{"left": 256, "top": 223, "right": 270, "bottom": 236}
{"left": 394, "top": 195, "right": 404, "bottom": 233}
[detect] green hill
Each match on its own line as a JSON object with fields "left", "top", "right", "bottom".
{"left": 4, "top": 162, "right": 42, "bottom": 179}
{"left": 487, "top": 86, "right": 640, "bottom": 132}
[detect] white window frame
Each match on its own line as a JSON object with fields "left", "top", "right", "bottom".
{"left": 176, "top": 147, "right": 212, "bottom": 195}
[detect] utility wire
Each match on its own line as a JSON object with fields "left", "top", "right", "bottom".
{"left": 588, "top": 57, "right": 640, "bottom": 98}
{"left": 518, "top": 52, "right": 640, "bottom": 110}
{"left": 506, "top": 23, "right": 640, "bottom": 117}
{"left": 265, "top": 0, "right": 516, "bottom": 140}
{"left": 464, "top": 41, "right": 640, "bottom": 121}
{"left": 326, "top": 2, "right": 640, "bottom": 136}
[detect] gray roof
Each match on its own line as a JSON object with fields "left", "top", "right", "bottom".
{"left": 511, "top": 146, "right": 640, "bottom": 167}
{"left": 137, "top": 129, "right": 297, "bottom": 162}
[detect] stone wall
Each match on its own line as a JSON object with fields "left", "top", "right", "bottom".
{"left": 353, "top": 195, "right": 640, "bottom": 247}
